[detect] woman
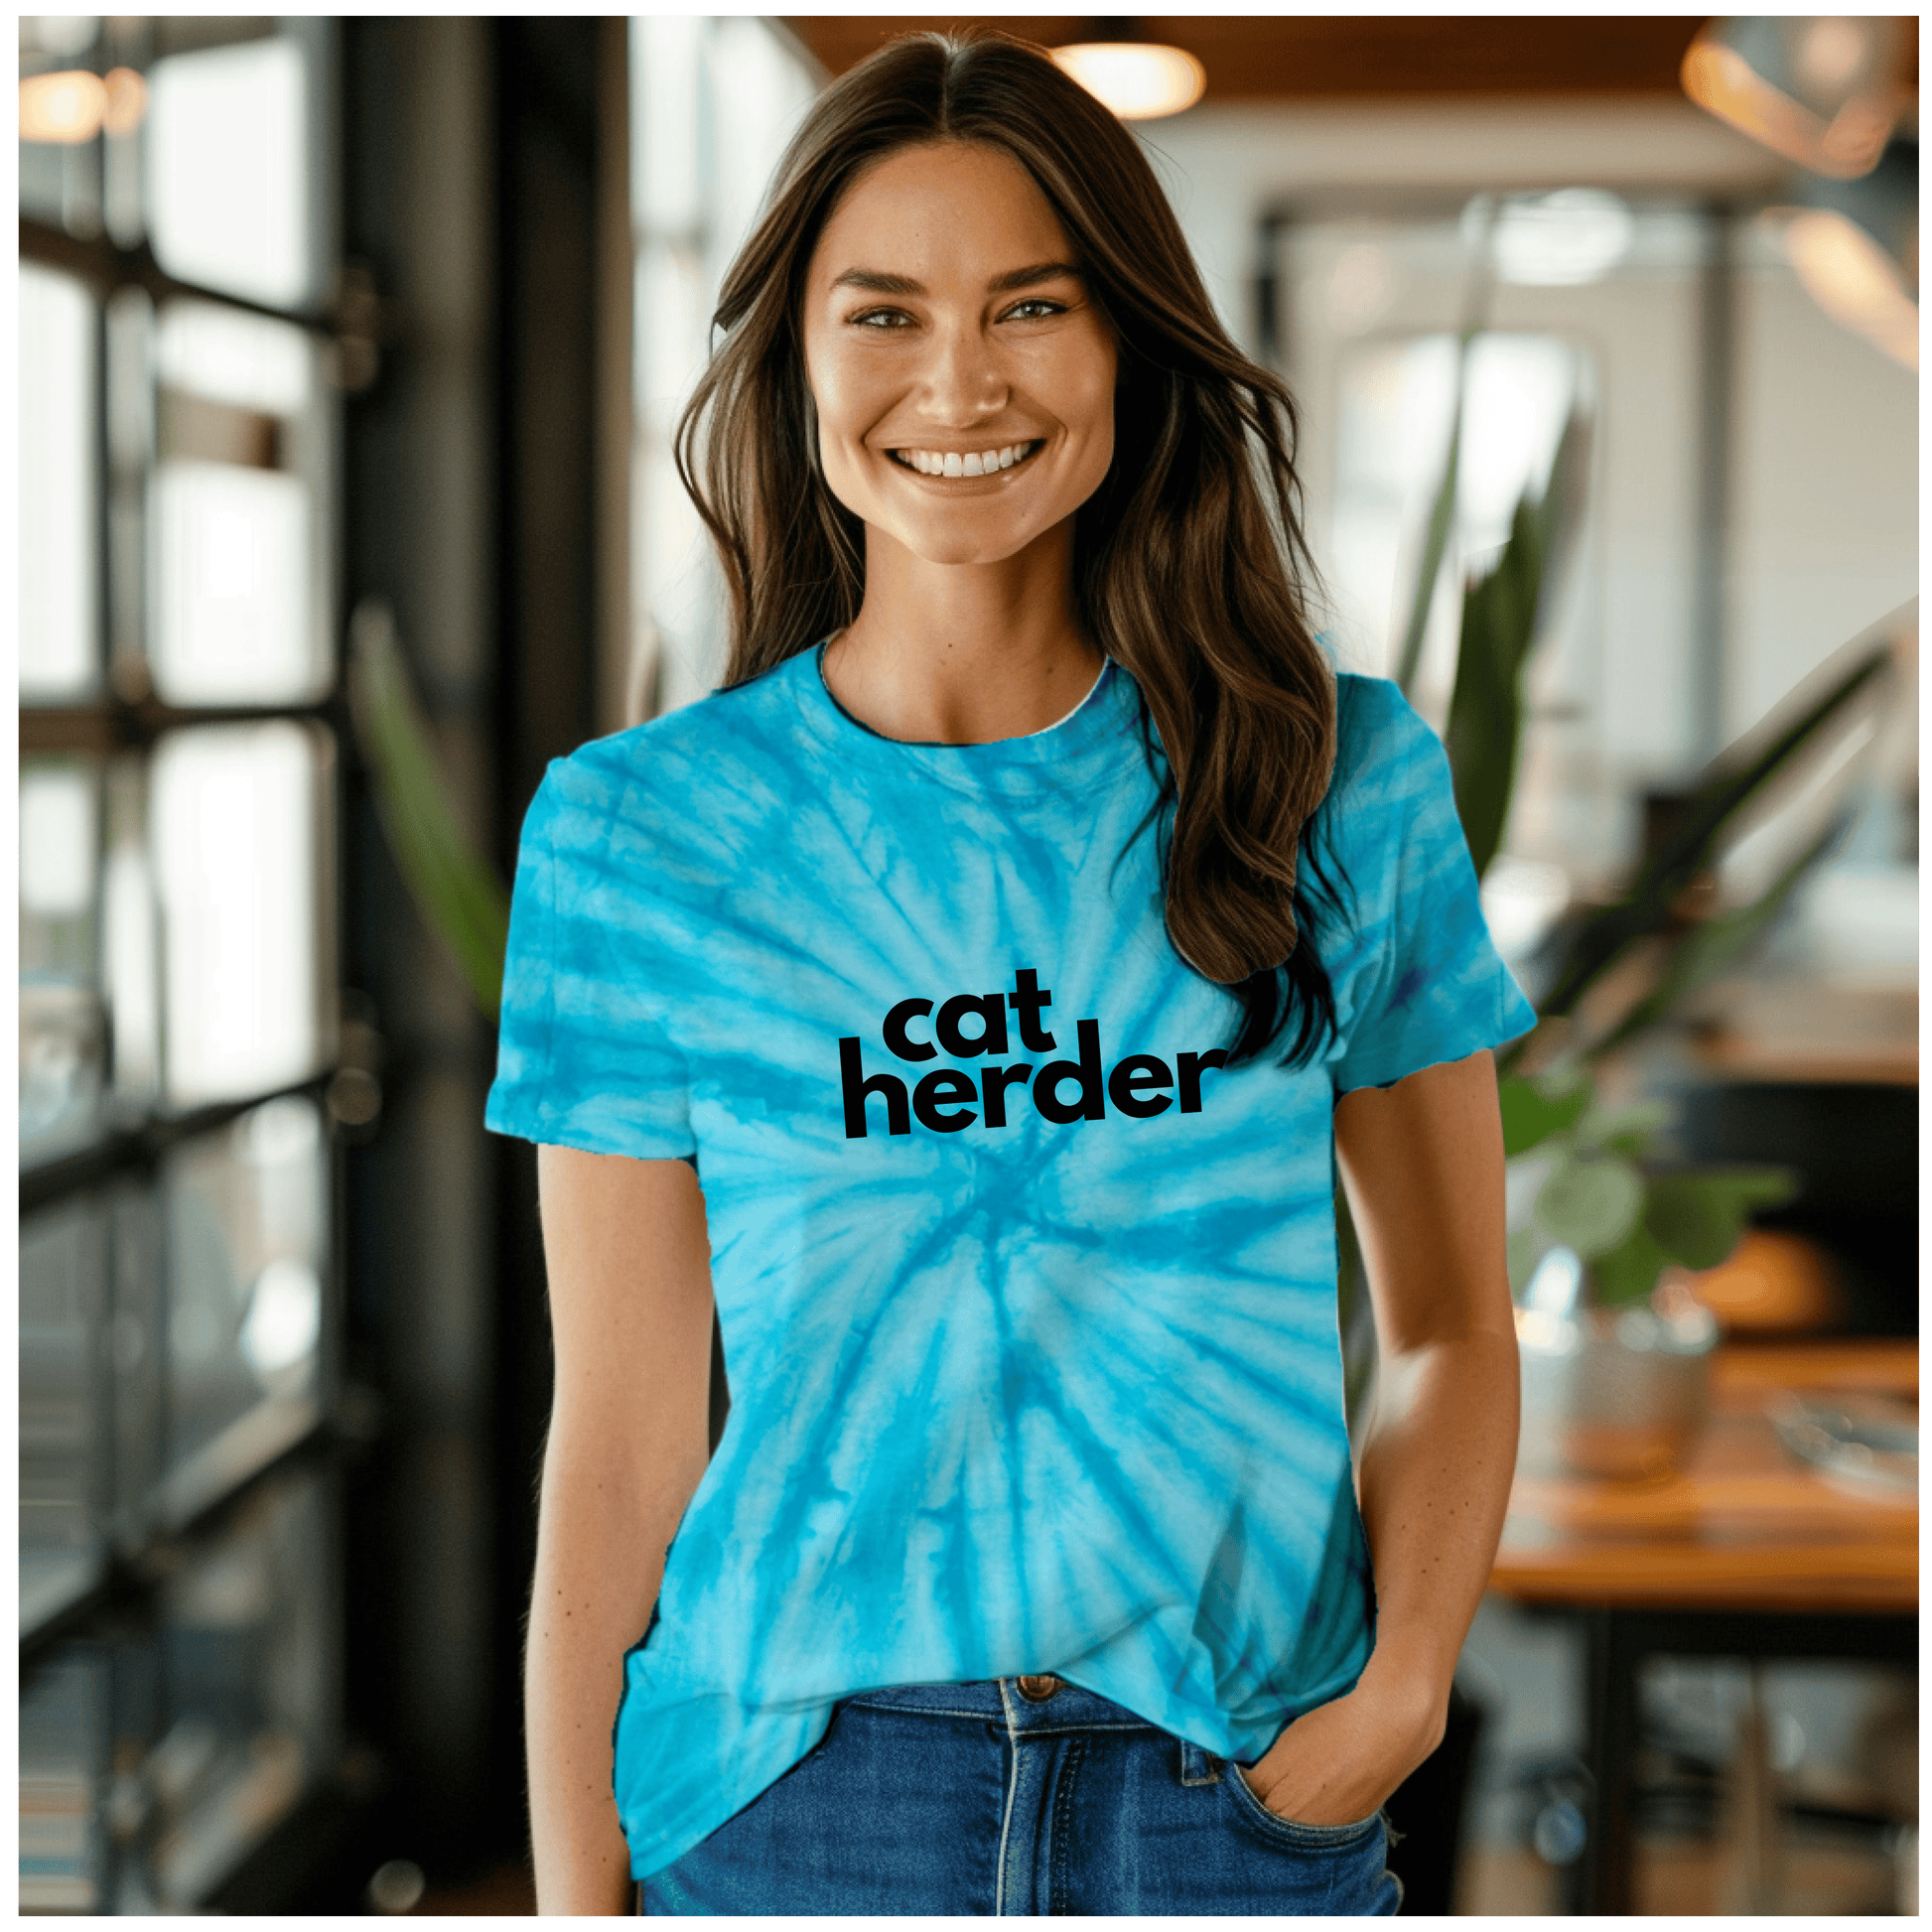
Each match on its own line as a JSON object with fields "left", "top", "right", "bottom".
{"left": 489, "top": 31, "right": 1533, "bottom": 1917}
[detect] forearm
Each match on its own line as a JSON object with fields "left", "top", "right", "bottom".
{"left": 526, "top": 1444, "right": 693, "bottom": 1915}
{"left": 1352, "top": 1326, "right": 1520, "bottom": 1720}
{"left": 1244, "top": 1053, "right": 1516, "bottom": 1824}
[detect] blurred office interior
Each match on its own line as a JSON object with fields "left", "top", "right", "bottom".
{"left": 17, "top": 14, "right": 1917, "bottom": 1916}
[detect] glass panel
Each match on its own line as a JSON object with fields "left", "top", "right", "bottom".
{"left": 145, "top": 35, "right": 314, "bottom": 310}
{"left": 151, "top": 461, "right": 314, "bottom": 704}
{"left": 20, "top": 1646, "right": 108, "bottom": 1914}
{"left": 147, "top": 298, "right": 328, "bottom": 706}
{"left": 1284, "top": 203, "right": 1715, "bottom": 891}
{"left": 629, "top": 17, "right": 817, "bottom": 719}
{"left": 151, "top": 723, "right": 325, "bottom": 1109}
{"left": 706, "top": 17, "right": 820, "bottom": 252}
{"left": 106, "top": 288, "right": 156, "bottom": 689}
{"left": 159, "top": 1097, "right": 328, "bottom": 1524}
{"left": 102, "top": 756, "right": 161, "bottom": 1106}
{"left": 20, "top": 261, "right": 100, "bottom": 702}
{"left": 157, "top": 297, "right": 314, "bottom": 418}
{"left": 106, "top": 1629, "right": 164, "bottom": 1914}
{"left": 109, "top": 1180, "right": 166, "bottom": 1548}
{"left": 1329, "top": 330, "right": 1587, "bottom": 695}
{"left": 20, "top": 757, "right": 106, "bottom": 1166}
{"left": 148, "top": 1468, "right": 332, "bottom": 1910}
{"left": 21, "top": 1197, "right": 109, "bottom": 1638}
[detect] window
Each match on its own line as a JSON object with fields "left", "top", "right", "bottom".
{"left": 627, "top": 18, "right": 819, "bottom": 717}
{"left": 19, "top": 16, "right": 343, "bottom": 1913}
{"left": 1276, "top": 200, "right": 1717, "bottom": 897}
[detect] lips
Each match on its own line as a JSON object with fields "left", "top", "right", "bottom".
{"left": 888, "top": 439, "right": 1043, "bottom": 479}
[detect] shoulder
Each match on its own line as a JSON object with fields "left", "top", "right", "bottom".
{"left": 531, "top": 652, "right": 814, "bottom": 840}
{"left": 1327, "top": 671, "right": 1446, "bottom": 812}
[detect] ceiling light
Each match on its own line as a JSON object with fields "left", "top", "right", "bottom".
{"left": 1681, "top": 16, "right": 1911, "bottom": 180}
{"left": 19, "top": 69, "right": 108, "bottom": 144}
{"left": 1777, "top": 207, "right": 1918, "bottom": 371}
{"left": 1050, "top": 42, "right": 1205, "bottom": 122}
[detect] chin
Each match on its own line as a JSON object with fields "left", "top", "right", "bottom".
{"left": 899, "top": 525, "right": 1037, "bottom": 568}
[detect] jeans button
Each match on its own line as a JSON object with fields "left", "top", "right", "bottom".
{"left": 1016, "top": 1673, "right": 1061, "bottom": 1702}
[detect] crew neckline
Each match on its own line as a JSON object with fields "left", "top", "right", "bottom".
{"left": 791, "top": 642, "right": 1142, "bottom": 798}
{"left": 1023, "top": 658, "right": 1109, "bottom": 736}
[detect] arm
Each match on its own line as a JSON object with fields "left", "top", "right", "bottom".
{"left": 527, "top": 1147, "right": 717, "bottom": 1914}
{"left": 1241, "top": 1047, "right": 1520, "bottom": 1825}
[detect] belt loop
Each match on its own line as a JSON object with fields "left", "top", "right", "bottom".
{"left": 1179, "top": 1739, "right": 1221, "bottom": 1785}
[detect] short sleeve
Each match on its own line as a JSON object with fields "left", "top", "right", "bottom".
{"left": 483, "top": 757, "right": 697, "bottom": 1160}
{"left": 1322, "top": 677, "right": 1537, "bottom": 1095}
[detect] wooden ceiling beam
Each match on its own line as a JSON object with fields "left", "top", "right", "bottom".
{"left": 780, "top": 16, "right": 1708, "bottom": 100}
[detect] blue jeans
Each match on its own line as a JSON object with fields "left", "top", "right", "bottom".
{"left": 636, "top": 1675, "right": 1404, "bottom": 1914}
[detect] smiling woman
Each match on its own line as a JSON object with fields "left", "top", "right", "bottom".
{"left": 803, "top": 141, "right": 1118, "bottom": 728}
{"left": 491, "top": 29, "right": 1533, "bottom": 1920}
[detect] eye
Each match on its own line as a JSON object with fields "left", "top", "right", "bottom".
{"left": 849, "top": 306, "right": 914, "bottom": 330}
{"left": 1000, "top": 297, "right": 1068, "bottom": 323}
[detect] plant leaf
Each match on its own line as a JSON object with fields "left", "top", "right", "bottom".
{"left": 1643, "top": 1166, "right": 1800, "bottom": 1270}
{"left": 1535, "top": 1151, "right": 1645, "bottom": 1258}
{"left": 347, "top": 602, "right": 511, "bottom": 1019}
{"left": 1537, "top": 628, "right": 1894, "bottom": 1022}
{"left": 1499, "top": 1073, "right": 1591, "bottom": 1157}
{"left": 1573, "top": 1099, "right": 1673, "bottom": 1158}
{"left": 1394, "top": 406, "right": 1464, "bottom": 698}
{"left": 1588, "top": 1220, "right": 1675, "bottom": 1308}
{"left": 1506, "top": 1224, "right": 1550, "bottom": 1298}
{"left": 1443, "top": 408, "right": 1589, "bottom": 879}
{"left": 1392, "top": 206, "right": 1497, "bottom": 696}
{"left": 1584, "top": 812, "right": 1848, "bottom": 1061}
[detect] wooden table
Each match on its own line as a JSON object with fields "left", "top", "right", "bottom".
{"left": 1488, "top": 1339, "right": 1918, "bottom": 1913}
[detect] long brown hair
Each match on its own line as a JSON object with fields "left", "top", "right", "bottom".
{"left": 677, "top": 30, "right": 1344, "bottom": 1065}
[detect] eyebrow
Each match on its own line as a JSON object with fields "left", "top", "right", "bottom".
{"left": 829, "top": 260, "right": 1083, "bottom": 296}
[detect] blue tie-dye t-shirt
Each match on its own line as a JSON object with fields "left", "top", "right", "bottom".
{"left": 484, "top": 644, "right": 1534, "bottom": 1881}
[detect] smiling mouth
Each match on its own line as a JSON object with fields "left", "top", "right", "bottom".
{"left": 888, "top": 439, "right": 1043, "bottom": 479}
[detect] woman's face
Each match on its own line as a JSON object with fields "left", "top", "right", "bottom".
{"left": 801, "top": 140, "right": 1118, "bottom": 569}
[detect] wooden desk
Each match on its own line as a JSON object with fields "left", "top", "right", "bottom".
{"left": 1487, "top": 1340, "right": 1918, "bottom": 1913}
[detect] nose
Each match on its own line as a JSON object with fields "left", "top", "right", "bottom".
{"left": 916, "top": 317, "right": 1007, "bottom": 426}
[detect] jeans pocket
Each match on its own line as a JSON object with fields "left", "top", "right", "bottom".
{"left": 1223, "top": 1760, "right": 1385, "bottom": 1849}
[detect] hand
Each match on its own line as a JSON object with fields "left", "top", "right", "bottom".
{"left": 1236, "top": 1671, "right": 1445, "bottom": 1828}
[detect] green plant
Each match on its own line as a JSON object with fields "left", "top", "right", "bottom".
{"left": 1440, "top": 409, "right": 1590, "bottom": 881}
{"left": 1506, "top": 626, "right": 1896, "bottom": 1071}
{"left": 346, "top": 600, "right": 511, "bottom": 1019}
{"left": 1345, "top": 211, "right": 1902, "bottom": 1340}
{"left": 1500, "top": 1062, "right": 1797, "bottom": 1308}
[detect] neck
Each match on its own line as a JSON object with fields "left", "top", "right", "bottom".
{"left": 822, "top": 518, "right": 1103, "bottom": 744}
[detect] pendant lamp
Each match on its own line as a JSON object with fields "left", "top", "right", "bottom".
{"left": 1049, "top": 19, "right": 1206, "bottom": 122}
{"left": 1681, "top": 16, "right": 1914, "bottom": 180}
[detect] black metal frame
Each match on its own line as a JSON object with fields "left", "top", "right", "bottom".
{"left": 1566, "top": 1603, "right": 1917, "bottom": 1913}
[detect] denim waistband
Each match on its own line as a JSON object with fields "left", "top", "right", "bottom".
{"left": 846, "top": 1676, "right": 1165, "bottom": 1736}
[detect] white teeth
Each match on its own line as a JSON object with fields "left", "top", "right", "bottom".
{"left": 897, "top": 441, "right": 1036, "bottom": 476}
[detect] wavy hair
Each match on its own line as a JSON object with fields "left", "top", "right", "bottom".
{"left": 676, "top": 30, "right": 1346, "bottom": 1065}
